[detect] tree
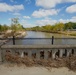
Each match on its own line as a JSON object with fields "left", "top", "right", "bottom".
{"left": 11, "top": 18, "right": 25, "bottom": 36}
{"left": 11, "top": 18, "right": 19, "bottom": 32}
{"left": 64, "top": 22, "right": 73, "bottom": 30}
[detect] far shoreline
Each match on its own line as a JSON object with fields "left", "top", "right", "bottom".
{"left": 26, "top": 30, "right": 76, "bottom": 37}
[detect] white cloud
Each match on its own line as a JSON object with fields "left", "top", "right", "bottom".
{"left": 32, "top": 9, "right": 59, "bottom": 18}
{"left": 23, "top": 16, "right": 31, "bottom": 19}
{"left": 65, "top": 0, "right": 76, "bottom": 2}
{"left": 59, "top": 17, "right": 76, "bottom": 23}
{"left": 66, "top": 4, "right": 76, "bottom": 13}
{"left": 8, "top": 18, "right": 11, "bottom": 21}
{"left": 0, "top": 3, "right": 24, "bottom": 12}
{"left": 35, "top": 16, "right": 76, "bottom": 26}
{"left": 36, "top": 0, "right": 61, "bottom": 8}
{"left": 21, "top": 19, "right": 33, "bottom": 27}
{"left": 10, "top": 0, "right": 17, "bottom": 3}
{"left": 20, "top": 16, "right": 76, "bottom": 27}
{"left": 13, "top": 12, "right": 21, "bottom": 16}
{"left": 36, "top": 0, "right": 76, "bottom": 8}
{"left": 72, "top": 16, "right": 76, "bottom": 19}
{"left": 36, "top": 18, "right": 57, "bottom": 26}
{"left": 59, "top": 19, "right": 69, "bottom": 23}
{"left": 70, "top": 16, "right": 76, "bottom": 22}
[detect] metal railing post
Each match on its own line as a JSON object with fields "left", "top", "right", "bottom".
{"left": 52, "top": 36, "right": 54, "bottom": 45}
{"left": 13, "top": 36, "right": 15, "bottom": 45}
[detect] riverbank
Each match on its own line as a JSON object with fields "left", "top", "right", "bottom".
{"left": 15, "top": 31, "right": 27, "bottom": 38}
{"left": 2, "top": 30, "right": 27, "bottom": 38}
{"left": 28, "top": 30, "right": 76, "bottom": 37}
{"left": 0, "top": 30, "right": 27, "bottom": 45}
{"left": 57, "top": 31, "right": 76, "bottom": 36}
{"left": 0, "top": 64, "right": 76, "bottom": 75}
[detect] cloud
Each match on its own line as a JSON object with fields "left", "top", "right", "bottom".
{"left": 35, "top": 16, "right": 76, "bottom": 26}
{"left": 66, "top": 4, "right": 76, "bottom": 13}
{"left": 0, "top": 3, "right": 24, "bottom": 12}
{"left": 65, "top": 0, "right": 76, "bottom": 2}
{"left": 8, "top": 18, "right": 11, "bottom": 21}
{"left": 70, "top": 16, "right": 76, "bottom": 22}
{"left": 10, "top": 0, "right": 17, "bottom": 3}
{"left": 72, "top": 16, "right": 76, "bottom": 19}
{"left": 59, "top": 16, "right": 76, "bottom": 23}
{"left": 36, "top": 18, "right": 57, "bottom": 26}
{"left": 36, "top": 0, "right": 76, "bottom": 8}
{"left": 19, "top": 16, "right": 76, "bottom": 27}
{"left": 21, "top": 19, "right": 33, "bottom": 27}
{"left": 36, "top": 0, "right": 61, "bottom": 8}
{"left": 23, "top": 16, "right": 31, "bottom": 19}
{"left": 13, "top": 12, "right": 21, "bottom": 16}
{"left": 32, "top": 9, "right": 59, "bottom": 18}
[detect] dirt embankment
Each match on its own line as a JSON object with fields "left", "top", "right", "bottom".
{"left": 5, "top": 52, "right": 76, "bottom": 71}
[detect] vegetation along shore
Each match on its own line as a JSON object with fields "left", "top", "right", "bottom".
{"left": 25, "top": 22, "right": 76, "bottom": 36}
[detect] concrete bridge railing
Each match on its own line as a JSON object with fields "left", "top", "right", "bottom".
{"left": 0, "top": 45, "right": 76, "bottom": 62}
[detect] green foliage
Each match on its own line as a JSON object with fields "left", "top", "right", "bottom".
{"left": 64, "top": 22, "right": 73, "bottom": 30}
{"left": 0, "top": 20, "right": 76, "bottom": 33}
{"left": 25, "top": 22, "right": 76, "bottom": 32}
{"left": 11, "top": 18, "right": 24, "bottom": 32}
{"left": 0, "top": 24, "right": 9, "bottom": 32}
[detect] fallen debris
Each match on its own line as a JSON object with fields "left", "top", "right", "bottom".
{"left": 5, "top": 53, "right": 76, "bottom": 71}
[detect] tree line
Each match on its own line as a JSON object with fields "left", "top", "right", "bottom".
{"left": 0, "top": 24, "right": 10, "bottom": 32}
{"left": 25, "top": 22, "right": 76, "bottom": 32}
{"left": 0, "top": 20, "right": 76, "bottom": 33}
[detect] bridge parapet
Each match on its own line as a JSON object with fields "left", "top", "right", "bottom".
{"left": 0, "top": 45, "right": 76, "bottom": 62}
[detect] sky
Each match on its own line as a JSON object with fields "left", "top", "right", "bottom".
{"left": 0, "top": 0, "right": 76, "bottom": 27}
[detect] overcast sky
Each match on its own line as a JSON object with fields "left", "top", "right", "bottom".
{"left": 0, "top": 0, "right": 76, "bottom": 27}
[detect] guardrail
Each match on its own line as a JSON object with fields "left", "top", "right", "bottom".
{"left": 0, "top": 36, "right": 76, "bottom": 45}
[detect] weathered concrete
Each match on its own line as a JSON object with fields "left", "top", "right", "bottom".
{"left": 21, "top": 51, "right": 24, "bottom": 58}
{"left": 52, "top": 49, "right": 58, "bottom": 59}
{"left": 0, "top": 49, "right": 2, "bottom": 62}
{"left": 59, "top": 49, "right": 64, "bottom": 58}
{"left": 44, "top": 50, "right": 48, "bottom": 59}
{"left": 36, "top": 50, "right": 40, "bottom": 60}
{"left": 66, "top": 49, "right": 72, "bottom": 57}
{"left": 0, "top": 45, "right": 76, "bottom": 62}
{"left": 1, "top": 45, "right": 76, "bottom": 49}
{"left": 75, "top": 49, "right": 76, "bottom": 54}
{"left": 28, "top": 50, "right": 32, "bottom": 58}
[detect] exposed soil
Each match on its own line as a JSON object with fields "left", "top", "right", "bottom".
{"left": 4, "top": 52, "right": 76, "bottom": 71}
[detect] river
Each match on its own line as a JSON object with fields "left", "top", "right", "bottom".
{"left": 7, "top": 31, "right": 76, "bottom": 45}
